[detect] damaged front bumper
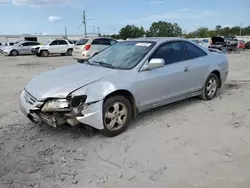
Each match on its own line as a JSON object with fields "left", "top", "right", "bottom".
{"left": 19, "top": 90, "right": 104, "bottom": 130}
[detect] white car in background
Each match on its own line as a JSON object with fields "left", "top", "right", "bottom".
{"left": 72, "top": 37, "right": 118, "bottom": 62}
{"left": 31, "top": 39, "right": 74, "bottom": 57}
{"left": 199, "top": 39, "right": 211, "bottom": 48}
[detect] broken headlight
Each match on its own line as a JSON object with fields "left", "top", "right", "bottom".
{"left": 70, "top": 95, "right": 87, "bottom": 108}
{"left": 41, "top": 99, "right": 70, "bottom": 112}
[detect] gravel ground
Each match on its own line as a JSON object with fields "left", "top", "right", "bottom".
{"left": 1, "top": 52, "right": 250, "bottom": 188}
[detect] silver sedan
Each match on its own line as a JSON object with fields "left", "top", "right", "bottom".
{"left": 2, "top": 41, "right": 40, "bottom": 56}
{"left": 19, "top": 37, "right": 229, "bottom": 137}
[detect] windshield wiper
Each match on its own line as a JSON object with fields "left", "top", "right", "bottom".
{"left": 91, "top": 61, "right": 115, "bottom": 68}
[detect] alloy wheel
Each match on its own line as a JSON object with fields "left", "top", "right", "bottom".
{"left": 104, "top": 102, "right": 128, "bottom": 131}
{"left": 206, "top": 77, "right": 217, "bottom": 98}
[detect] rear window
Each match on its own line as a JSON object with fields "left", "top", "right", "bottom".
{"left": 76, "top": 39, "right": 89, "bottom": 46}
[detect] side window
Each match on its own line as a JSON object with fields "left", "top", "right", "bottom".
{"left": 98, "top": 39, "right": 110, "bottom": 45}
{"left": 28, "top": 42, "right": 37, "bottom": 46}
{"left": 68, "top": 40, "right": 73, "bottom": 44}
{"left": 184, "top": 41, "right": 207, "bottom": 60}
{"left": 92, "top": 39, "right": 100, "bottom": 45}
{"left": 50, "top": 40, "right": 58, "bottom": 46}
{"left": 21, "top": 42, "right": 29, "bottom": 46}
{"left": 110, "top": 40, "right": 117, "bottom": 46}
{"left": 150, "top": 41, "right": 186, "bottom": 65}
{"left": 58, "top": 40, "right": 68, "bottom": 45}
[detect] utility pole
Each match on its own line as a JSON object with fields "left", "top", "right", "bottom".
{"left": 97, "top": 26, "right": 100, "bottom": 36}
{"left": 82, "top": 11, "right": 87, "bottom": 37}
{"left": 65, "top": 26, "right": 67, "bottom": 39}
{"left": 239, "top": 22, "right": 243, "bottom": 36}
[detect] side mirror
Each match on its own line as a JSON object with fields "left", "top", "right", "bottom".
{"left": 19, "top": 45, "right": 23, "bottom": 47}
{"left": 141, "top": 58, "right": 165, "bottom": 71}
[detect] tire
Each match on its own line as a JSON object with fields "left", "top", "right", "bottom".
{"left": 41, "top": 50, "right": 49, "bottom": 57}
{"left": 10, "top": 50, "right": 18, "bottom": 56}
{"left": 36, "top": 53, "right": 41, "bottom": 57}
{"left": 101, "top": 95, "right": 132, "bottom": 137}
{"left": 67, "top": 49, "right": 73, "bottom": 56}
{"left": 77, "top": 60, "right": 85, "bottom": 63}
{"left": 200, "top": 73, "right": 219, "bottom": 100}
{"left": 61, "top": 53, "right": 66, "bottom": 56}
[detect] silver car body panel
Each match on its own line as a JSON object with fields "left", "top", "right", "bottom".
{"left": 20, "top": 37, "right": 229, "bottom": 130}
{"left": 3, "top": 41, "right": 39, "bottom": 55}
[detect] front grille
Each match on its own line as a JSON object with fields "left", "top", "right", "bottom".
{"left": 24, "top": 91, "right": 37, "bottom": 105}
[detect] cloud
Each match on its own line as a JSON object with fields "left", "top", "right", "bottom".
{"left": 0, "top": 0, "right": 9, "bottom": 4}
{"left": 148, "top": 0, "right": 167, "bottom": 4}
{"left": 123, "top": 9, "right": 217, "bottom": 24}
{"left": 48, "top": 16, "right": 61, "bottom": 22}
{"left": 12, "top": 0, "right": 70, "bottom": 6}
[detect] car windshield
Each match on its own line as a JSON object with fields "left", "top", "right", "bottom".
{"left": 88, "top": 41, "right": 156, "bottom": 70}
{"left": 44, "top": 40, "right": 52, "bottom": 45}
{"left": 13, "top": 42, "right": 22, "bottom": 46}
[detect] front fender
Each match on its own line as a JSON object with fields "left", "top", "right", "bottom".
{"left": 70, "top": 81, "right": 124, "bottom": 130}
{"left": 70, "top": 81, "right": 119, "bottom": 103}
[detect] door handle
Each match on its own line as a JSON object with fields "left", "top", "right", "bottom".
{"left": 184, "top": 67, "right": 189, "bottom": 72}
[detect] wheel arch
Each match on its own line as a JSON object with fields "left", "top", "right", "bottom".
{"left": 211, "top": 70, "right": 221, "bottom": 88}
{"left": 104, "top": 89, "right": 138, "bottom": 118}
{"left": 10, "top": 49, "right": 19, "bottom": 55}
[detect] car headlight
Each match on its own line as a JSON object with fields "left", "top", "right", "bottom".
{"left": 42, "top": 99, "right": 70, "bottom": 112}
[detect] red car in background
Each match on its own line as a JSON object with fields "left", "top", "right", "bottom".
{"left": 238, "top": 40, "right": 245, "bottom": 50}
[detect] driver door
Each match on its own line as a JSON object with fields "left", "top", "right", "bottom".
{"left": 49, "top": 40, "right": 59, "bottom": 53}
{"left": 18, "top": 42, "right": 30, "bottom": 54}
{"left": 135, "top": 41, "right": 189, "bottom": 111}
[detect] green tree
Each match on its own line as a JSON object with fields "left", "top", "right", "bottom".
{"left": 196, "top": 27, "right": 209, "bottom": 37}
{"left": 147, "top": 21, "right": 178, "bottom": 37}
{"left": 215, "top": 25, "right": 222, "bottom": 35}
{"left": 173, "top": 23, "right": 182, "bottom": 37}
{"left": 119, "top": 25, "right": 145, "bottom": 39}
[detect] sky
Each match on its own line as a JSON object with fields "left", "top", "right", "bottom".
{"left": 0, "top": 0, "right": 250, "bottom": 35}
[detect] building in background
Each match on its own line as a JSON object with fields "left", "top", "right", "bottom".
{"left": 0, "top": 33, "right": 98, "bottom": 45}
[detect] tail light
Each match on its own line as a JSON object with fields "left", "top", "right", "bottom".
{"left": 84, "top": 44, "right": 91, "bottom": 51}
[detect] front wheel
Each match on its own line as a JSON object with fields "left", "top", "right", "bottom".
{"left": 67, "top": 49, "right": 73, "bottom": 56}
{"left": 41, "top": 50, "right": 49, "bottom": 57}
{"left": 101, "top": 96, "right": 132, "bottom": 137}
{"left": 10, "top": 50, "right": 18, "bottom": 56}
{"left": 200, "top": 73, "right": 219, "bottom": 100}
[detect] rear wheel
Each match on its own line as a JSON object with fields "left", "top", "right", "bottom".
{"left": 10, "top": 50, "right": 18, "bottom": 56}
{"left": 41, "top": 50, "right": 49, "bottom": 57}
{"left": 67, "top": 49, "right": 73, "bottom": 56}
{"left": 101, "top": 96, "right": 132, "bottom": 137}
{"left": 200, "top": 73, "right": 219, "bottom": 100}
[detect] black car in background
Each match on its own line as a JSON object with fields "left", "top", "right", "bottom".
{"left": 208, "top": 37, "right": 227, "bottom": 53}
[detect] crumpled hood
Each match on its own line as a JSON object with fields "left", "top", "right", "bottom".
{"left": 25, "top": 63, "right": 120, "bottom": 101}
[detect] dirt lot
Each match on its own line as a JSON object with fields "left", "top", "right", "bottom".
{"left": 1, "top": 52, "right": 250, "bottom": 188}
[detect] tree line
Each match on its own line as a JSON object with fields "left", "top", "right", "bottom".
{"left": 102, "top": 21, "right": 250, "bottom": 39}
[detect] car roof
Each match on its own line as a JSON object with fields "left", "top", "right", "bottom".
{"left": 79, "top": 36, "right": 115, "bottom": 40}
{"left": 128, "top": 37, "right": 189, "bottom": 43}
